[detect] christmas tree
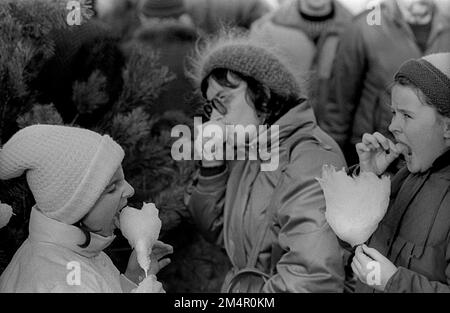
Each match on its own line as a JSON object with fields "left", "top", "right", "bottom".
{"left": 0, "top": 0, "right": 230, "bottom": 292}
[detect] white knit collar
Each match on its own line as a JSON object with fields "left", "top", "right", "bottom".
{"left": 28, "top": 206, "right": 116, "bottom": 258}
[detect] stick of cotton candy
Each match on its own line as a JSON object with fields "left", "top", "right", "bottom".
{"left": 0, "top": 201, "right": 13, "bottom": 229}
{"left": 316, "top": 165, "right": 391, "bottom": 247}
{"left": 119, "top": 202, "right": 162, "bottom": 277}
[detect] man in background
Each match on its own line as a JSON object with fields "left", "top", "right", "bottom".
{"left": 250, "top": 0, "right": 352, "bottom": 124}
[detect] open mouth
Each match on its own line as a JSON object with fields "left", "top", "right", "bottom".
{"left": 395, "top": 141, "right": 413, "bottom": 160}
{"left": 114, "top": 203, "right": 128, "bottom": 229}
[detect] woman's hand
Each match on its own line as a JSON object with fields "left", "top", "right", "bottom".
{"left": 194, "top": 120, "right": 227, "bottom": 168}
{"left": 351, "top": 244, "right": 398, "bottom": 291}
{"left": 356, "top": 132, "right": 401, "bottom": 175}
{"left": 125, "top": 240, "right": 173, "bottom": 284}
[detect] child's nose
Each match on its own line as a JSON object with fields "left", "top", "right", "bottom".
{"left": 389, "top": 115, "right": 401, "bottom": 134}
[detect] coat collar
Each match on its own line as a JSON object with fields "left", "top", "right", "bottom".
{"left": 271, "top": 0, "right": 352, "bottom": 32}
{"left": 274, "top": 99, "right": 316, "bottom": 143}
{"left": 28, "top": 206, "right": 116, "bottom": 258}
{"left": 429, "top": 149, "right": 450, "bottom": 174}
{"left": 134, "top": 20, "right": 198, "bottom": 44}
{"left": 247, "top": 100, "right": 316, "bottom": 162}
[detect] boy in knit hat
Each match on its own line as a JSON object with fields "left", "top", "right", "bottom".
{"left": 0, "top": 125, "right": 171, "bottom": 292}
{"left": 349, "top": 52, "right": 450, "bottom": 293}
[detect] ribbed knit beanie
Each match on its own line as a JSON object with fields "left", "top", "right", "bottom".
{"left": 0, "top": 125, "right": 124, "bottom": 224}
{"left": 188, "top": 30, "right": 302, "bottom": 98}
{"left": 140, "top": 0, "right": 185, "bottom": 18}
{"left": 395, "top": 52, "right": 450, "bottom": 118}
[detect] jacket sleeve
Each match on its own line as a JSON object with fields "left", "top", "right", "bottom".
{"left": 186, "top": 166, "right": 229, "bottom": 246}
{"left": 321, "top": 21, "right": 367, "bottom": 147}
{"left": 262, "top": 147, "right": 347, "bottom": 293}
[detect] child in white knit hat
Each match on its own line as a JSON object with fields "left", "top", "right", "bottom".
{"left": 0, "top": 125, "right": 172, "bottom": 292}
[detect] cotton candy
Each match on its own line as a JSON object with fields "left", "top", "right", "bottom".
{"left": 316, "top": 165, "right": 390, "bottom": 247}
{"left": 119, "top": 202, "right": 162, "bottom": 276}
{"left": 0, "top": 201, "right": 13, "bottom": 229}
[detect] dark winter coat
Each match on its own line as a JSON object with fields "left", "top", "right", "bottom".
{"left": 187, "top": 101, "right": 348, "bottom": 292}
{"left": 357, "top": 150, "right": 450, "bottom": 293}
{"left": 185, "top": 0, "right": 271, "bottom": 34}
{"left": 132, "top": 21, "right": 199, "bottom": 116}
{"left": 322, "top": 0, "right": 450, "bottom": 152}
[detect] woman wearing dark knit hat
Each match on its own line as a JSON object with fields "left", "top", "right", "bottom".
{"left": 350, "top": 52, "right": 450, "bottom": 293}
{"left": 185, "top": 31, "right": 348, "bottom": 292}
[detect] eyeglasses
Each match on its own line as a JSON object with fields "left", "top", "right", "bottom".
{"left": 203, "top": 97, "right": 228, "bottom": 119}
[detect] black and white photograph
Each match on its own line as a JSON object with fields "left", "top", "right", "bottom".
{"left": 0, "top": 0, "right": 449, "bottom": 306}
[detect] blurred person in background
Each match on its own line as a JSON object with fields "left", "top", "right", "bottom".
{"left": 185, "top": 0, "right": 272, "bottom": 35}
{"left": 250, "top": 0, "right": 352, "bottom": 125}
{"left": 322, "top": 0, "right": 450, "bottom": 166}
{"left": 124, "top": 0, "right": 199, "bottom": 116}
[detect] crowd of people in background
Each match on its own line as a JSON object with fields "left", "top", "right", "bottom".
{"left": 0, "top": 0, "right": 449, "bottom": 293}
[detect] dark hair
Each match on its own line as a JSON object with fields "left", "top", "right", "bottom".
{"left": 393, "top": 75, "right": 450, "bottom": 118}
{"left": 201, "top": 68, "right": 302, "bottom": 125}
{"left": 75, "top": 222, "right": 91, "bottom": 248}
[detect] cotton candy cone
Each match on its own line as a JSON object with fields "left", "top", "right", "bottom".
{"left": 316, "top": 165, "right": 390, "bottom": 247}
{"left": 119, "top": 203, "right": 162, "bottom": 275}
{"left": 132, "top": 274, "right": 165, "bottom": 293}
{"left": 0, "top": 202, "right": 13, "bottom": 229}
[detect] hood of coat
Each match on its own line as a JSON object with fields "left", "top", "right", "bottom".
{"left": 269, "top": 99, "right": 317, "bottom": 145}
{"left": 269, "top": 0, "right": 352, "bottom": 34}
{"left": 238, "top": 99, "right": 317, "bottom": 161}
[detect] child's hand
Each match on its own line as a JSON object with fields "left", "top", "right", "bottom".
{"left": 351, "top": 244, "right": 398, "bottom": 291}
{"left": 125, "top": 240, "right": 173, "bottom": 284}
{"left": 148, "top": 241, "right": 173, "bottom": 275}
{"left": 356, "top": 132, "right": 401, "bottom": 175}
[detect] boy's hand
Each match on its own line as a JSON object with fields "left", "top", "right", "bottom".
{"left": 351, "top": 244, "right": 398, "bottom": 291}
{"left": 125, "top": 240, "right": 173, "bottom": 284}
{"left": 356, "top": 132, "right": 401, "bottom": 175}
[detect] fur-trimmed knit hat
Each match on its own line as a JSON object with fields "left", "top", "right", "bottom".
{"left": 188, "top": 30, "right": 302, "bottom": 98}
{"left": 0, "top": 125, "right": 124, "bottom": 224}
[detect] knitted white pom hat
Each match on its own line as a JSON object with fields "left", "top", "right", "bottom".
{"left": 0, "top": 125, "right": 124, "bottom": 224}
